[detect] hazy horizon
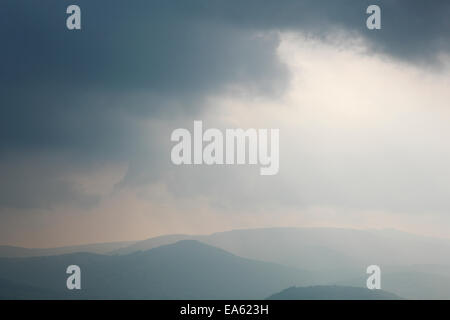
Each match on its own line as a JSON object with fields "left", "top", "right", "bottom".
{"left": 3, "top": 225, "right": 450, "bottom": 250}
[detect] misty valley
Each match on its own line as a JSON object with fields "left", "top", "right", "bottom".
{"left": 1, "top": 227, "right": 450, "bottom": 300}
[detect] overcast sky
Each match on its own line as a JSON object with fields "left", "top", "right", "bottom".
{"left": 1, "top": 0, "right": 449, "bottom": 247}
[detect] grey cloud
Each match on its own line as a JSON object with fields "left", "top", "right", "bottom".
{"left": 0, "top": 0, "right": 449, "bottom": 210}
{"left": 0, "top": 155, "right": 100, "bottom": 210}
{"left": 2, "top": 0, "right": 447, "bottom": 153}
{"left": 0, "top": 0, "right": 289, "bottom": 208}
{"left": 0, "top": 0, "right": 288, "bottom": 153}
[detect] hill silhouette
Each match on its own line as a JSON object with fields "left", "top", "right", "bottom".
{"left": 267, "top": 285, "right": 401, "bottom": 300}
{"left": 4, "top": 228, "right": 450, "bottom": 299}
{"left": 0, "top": 240, "right": 310, "bottom": 299}
{"left": 112, "top": 228, "right": 450, "bottom": 271}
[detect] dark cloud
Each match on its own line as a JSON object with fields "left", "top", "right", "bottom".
{"left": 0, "top": 0, "right": 449, "bottom": 209}
{"left": 212, "top": 0, "right": 450, "bottom": 64}
{"left": 0, "top": 0, "right": 288, "bottom": 94}
{"left": 1, "top": 0, "right": 448, "bottom": 152}
{"left": 0, "top": 0, "right": 287, "bottom": 153}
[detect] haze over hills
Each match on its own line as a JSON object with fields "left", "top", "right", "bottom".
{"left": 111, "top": 227, "right": 450, "bottom": 271}
{"left": 3, "top": 228, "right": 450, "bottom": 299}
{"left": 109, "top": 228, "right": 450, "bottom": 299}
{"left": 267, "top": 286, "right": 400, "bottom": 300}
{"left": 6, "top": 227, "right": 450, "bottom": 270}
{"left": 336, "top": 266, "right": 450, "bottom": 300}
{"left": 0, "top": 241, "right": 136, "bottom": 258}
{"left": 0, "top": 240, "right": 312, "bottom": 299}
{"left": 109, "top": 234, "right": 194, "bottom": 255}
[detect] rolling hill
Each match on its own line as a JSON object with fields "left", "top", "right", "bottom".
{"left": 3, "top": 228, "right": 450, "bottom": 299}
{"left": 112, "top": 228, "right": 450, "bottom": 271}
{"left": 0, "top": 240, "right": 311, "bottom": 299}
{"left": 0, "top": 241, "right": 135, "bottom": 258}
{"left": 267, "top": 285, "right": 400, "bottom": 300}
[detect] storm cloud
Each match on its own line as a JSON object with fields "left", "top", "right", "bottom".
{"left": 0, "top": 0, "right": 449, "bottom": 245}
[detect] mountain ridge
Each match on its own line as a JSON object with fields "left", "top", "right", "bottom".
{"left": 267, "top": 285, "right": 401, "bottom": 300}
{"left": 0, "top": 240, "right": 311, "bottom": 299}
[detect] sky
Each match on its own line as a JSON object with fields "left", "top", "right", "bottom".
{"left": 1, "top": 0, "right": 450, "bottom": 247}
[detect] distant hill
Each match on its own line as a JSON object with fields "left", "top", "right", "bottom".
{"left": 111, "top": 228, "right": 450, "bottom": 285}
{"left": 112, "top": 229, "right": 359, "bottom": 272}
{"left": 267, "top": 285, "right": 401, "bottom": 300}
{"left": 0, "top": 241, "right": 135, "bottom": 258}
{"left": 107, "top": 228, "right": 450, "bottom": 299}
{"left": 0, "top": 240, "right": 311, "bottom": 299}
{"left": 4, "top": 227, "right": 450, "bottom": 299}
{"left": 337, "top": 266, "right": 450, "bottom": 300}
{"left": 7, "top": 228, "right": 450, "bottom": 272}
{"left": 109, "top": 234, "right": 193, "bottom": 255}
